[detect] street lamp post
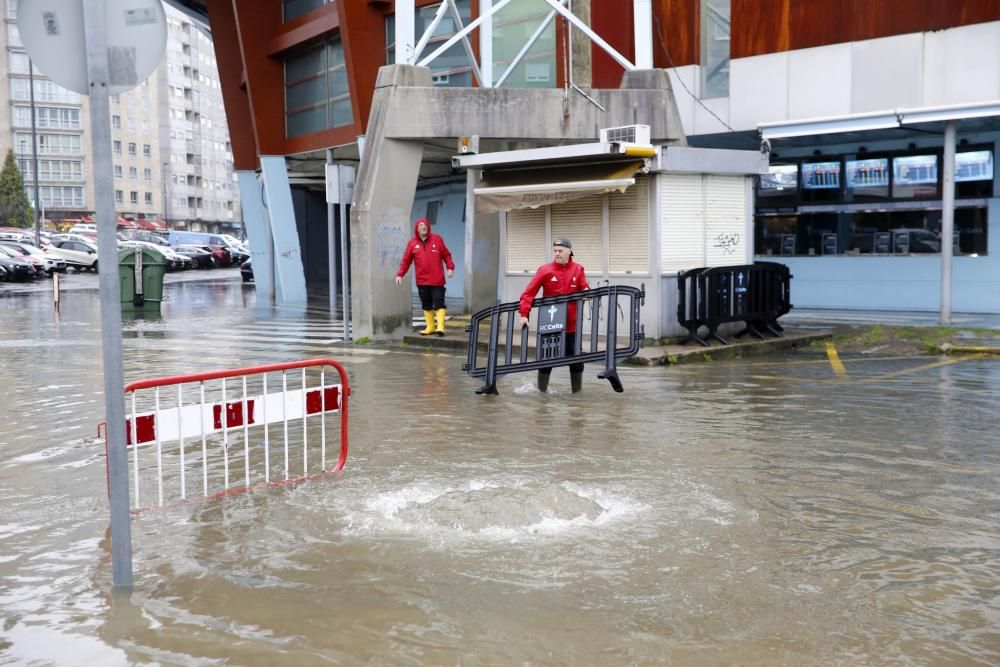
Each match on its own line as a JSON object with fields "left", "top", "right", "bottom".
{"left": 28, "top": 57, "right": 41, "bottom": 244}
{"left": 162, "top": 161, "right": 170, "bottom": 229}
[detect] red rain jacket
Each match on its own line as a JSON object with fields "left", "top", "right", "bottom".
{"left": 396, "top": 219, "right": 455, "bottom": 287}
{"left": 518, "top": 258, "right": 590, "bottom": 333}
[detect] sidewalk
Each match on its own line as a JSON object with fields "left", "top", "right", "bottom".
{"left": 402, "top": 314, "right": 831, "bottom": 366}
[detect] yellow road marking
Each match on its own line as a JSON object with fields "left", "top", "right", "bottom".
{"left": 856, "top": 356, "right": 973, "bottom": 383}
{"left": 825, "top": 342, "right": 848, "bottom": 378}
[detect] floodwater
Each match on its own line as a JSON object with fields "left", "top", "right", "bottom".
{"left": 1, "top": 279, "right": 998, "bottom": 666}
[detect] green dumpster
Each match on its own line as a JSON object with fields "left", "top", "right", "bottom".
{"left": 119, "top": 246, "right": 166, "bottom": 312}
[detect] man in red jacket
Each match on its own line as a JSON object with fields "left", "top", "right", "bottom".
{"left": 517, "top": 237, "right": 590, "bottom": 393}
{"left": 395, "top": 218, "right": 455, "bottom": 336}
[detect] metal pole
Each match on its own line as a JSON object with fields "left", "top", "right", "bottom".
{"left": 28, "top": 58, "right": 41, "bottom": 244}
{"left": 940, "top": 120, "right": 955, "bottom": 325}
{"left": 326, "top": 150, "right": 337, "bottom": 318}
{"left": 83, "top": 0, "right": 132, "bottom": 588}
{"left": 339, "top": 166, "right": 351, "bottom": 341}
{"left": 395, "top": 0, "right": 415, "bottom": 65}
{"left": 480, "top": 0, "right": 492, "bottom": 87}
{"left": 162, "top": 162, "right": 170, "bottom": 230}
{"left": 633, "top": 0, "right": 653, "bottom": 69}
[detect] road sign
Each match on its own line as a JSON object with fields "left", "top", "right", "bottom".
{"left": 17, "top": 0, "right": 167, "bottom": 95}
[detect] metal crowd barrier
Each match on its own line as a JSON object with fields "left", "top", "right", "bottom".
{"left": 100, "top": 358, "right": 350, "bottom": 513}
{"left": 464, "top": 284, "right": 645, "bottom": 395}
{"left": 677, "top": 262, "right": 792, "bottom": 346}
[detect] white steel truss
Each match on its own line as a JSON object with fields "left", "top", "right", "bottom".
{"left": 397, "top": 0, "right": 653, "bottom": 88}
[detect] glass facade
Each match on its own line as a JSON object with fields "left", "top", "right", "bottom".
{"left": 387, "top": 1, "right": 474, "bottom": 87}
{"left": 283, "top": 0, "right": 327, "bottom": 23}
{"left": 755, "top": 147, "right": 993, "bottom": 257}
{"left": 284, "top": 36, "right": 352, "bottom": 138}
{"left": 701, "top": 0, "right": 730, "bottom": 99}
{"left": 492, "top": 0, "right": 556, "bottom": 87}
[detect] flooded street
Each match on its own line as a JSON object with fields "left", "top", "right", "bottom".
{"left": 1, "top": 277, "right": 998, "bottom": 665}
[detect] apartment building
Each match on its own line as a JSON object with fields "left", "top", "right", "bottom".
{"left": 1, "top": 0, "right": 239, "bottom": 232}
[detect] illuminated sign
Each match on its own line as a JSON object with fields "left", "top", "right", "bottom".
{"left": 893, "top": 155, "right": 938, "bottom": 185}
{"left": 760, "top": 164, "right": 798, "bottom": 191}
{"left": 955, "top": 150, "right": 993, "bottom": 182}
{"left": 845, "top": 158, "right": 888, "bottom": 189}
{"left": 802, "top": 161, "right": 841, "bottom": 189}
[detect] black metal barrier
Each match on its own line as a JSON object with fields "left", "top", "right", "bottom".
{"left": 677, "top": 262, "right": 792, "bottom": 346}
{"left": 464, "top": 284, "right": 645, "bottom": 395}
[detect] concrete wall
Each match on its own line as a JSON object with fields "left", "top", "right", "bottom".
{"left": 668, "top": 21, "right": 1000, "bottom": 135}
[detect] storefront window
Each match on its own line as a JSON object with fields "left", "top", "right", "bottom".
{"left": 755, "top": 146, "right": 992, "bottom": 258}
{"left": 701, "top": 0, "right": 730, "bottom": 99}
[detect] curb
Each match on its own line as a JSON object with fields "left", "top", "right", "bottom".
{"left": 939, "top": 343, "right": 1000, "bottom": 356}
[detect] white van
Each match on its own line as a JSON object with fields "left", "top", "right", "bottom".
{"left": 69, "top": 222, "right": 97, "bottom": 235}
{"left": 69, "top": 222, "right": 97, "bottom": 234}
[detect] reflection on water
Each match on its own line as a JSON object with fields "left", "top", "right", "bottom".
{"left": 1, "top": 282, "right": 998, "bottom": 665}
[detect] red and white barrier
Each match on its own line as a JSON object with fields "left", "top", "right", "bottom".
{"left": 103, "top": 358, "right": 350, "bottom": 512}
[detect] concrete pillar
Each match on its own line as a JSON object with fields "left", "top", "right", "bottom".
{"left": 260, "top": 156, "right": 307, "bottom": 305}
{"left": 350, "top": 65, "right": 433, "bottom": 340}
{"left": 237, "top": 170, "right": 275, "bottom": 303}
{"left": 463, "top": 169, "right": 500, "bottom": 313}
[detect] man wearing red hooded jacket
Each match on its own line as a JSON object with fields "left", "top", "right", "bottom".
{"left": 517, "top": 237, "right": 590, "bottom": 393}
{"left": 395, "top": 218, "right": 455, "bottom": 336}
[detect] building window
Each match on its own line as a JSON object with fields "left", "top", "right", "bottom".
{"left": 128, "top": 142, "right": 137, "bottom": 156}
{"left": 129, "top": 166, "right": 138, "bottom": 180}
{"left": 143, "top": 144, "right": 151, "bottom": 157}
{"left": 386, "top": 1, "right": 474, "bottom": 88}
{"left": 17, "top": 132, "right": 82, "bottom": 155}
{"left": 13, "top": 106, "right": 80, "bottom": 130}
{"left": 755, "top": 148, "right": 993, "bottom": 257}
{"left": 143, "top": 168, "right": 152, "bottom": 181}
{"left": 701, "top": 0, "right": 730, "bottom": 99}
{"left": 115, "top": 190, "right": 124, "bottom": 203}
{"left": 492, "top": 2, "right": 556, "bottom": 88}
{"left": 113, "top": 140, "right": 122, "bottom": 154}
{"left": 130, "top": 191, "right": 138, "bottom": 204}
{"left": 112, "top": 115, "right": 121, "bottom": 128}
{"left": 114, "top": 165, "right": 123, "bottom": 178}
{"left": 284, "top": 36, "right": 353, "bottom": 138}
{"left": 144, "top": 192, "right": 153, "bottom": 205}
{"left": 283, "top": 0, "right": 326, "bottom": 23}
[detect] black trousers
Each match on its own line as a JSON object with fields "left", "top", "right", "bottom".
{"left": 538, "top": 332, "right": 584, "bottom": 376}
{"left": 417, "top": 285, "right": 446, "bottom": 310}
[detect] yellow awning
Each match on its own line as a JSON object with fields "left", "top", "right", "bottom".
{"left": 474, "top": 160, "right": 646, "bottom": 214}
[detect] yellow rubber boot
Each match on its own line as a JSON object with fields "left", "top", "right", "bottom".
{"left": 420, "top": 310, "right": 436, "bottom": 335}
{"left": 434, "top": 308, "right": 446, "bottom": 336}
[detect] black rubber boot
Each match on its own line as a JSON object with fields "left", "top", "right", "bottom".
{"left": 537, "top": 371, "right": 550, "bottom": 393}
{"left": 570, "top": 370, "right": 583, "bottom": 394}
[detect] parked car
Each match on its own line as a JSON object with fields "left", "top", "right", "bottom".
{"left": 51, "top": 233, "right": 98, "bottom": 245}
{"left": 120, "top": 240, "right": 190, "bottom": 271}
{"left": 70, "top": 222, "right": 98, "bottom": 235}
{"left": 0, "top": 244, "right": 45, "bottom": 277}
{"left": 0, "top": 264, "right": 6, "bottom": 281}
{"left": 196, "top": 244, "right": 232, "bottom": 267}
{"left": 0, "top": 249, "right": 36, "bottom": 281}
{"left": 0, "top": 242, "right": 66, "bottom": 274}
{"left": 48, "top": 239, "right": 100, "bottom": 271}
{"left": 241, "top": 259, "right": 253, "bottom": 283}
{"left": 175, "top": 244, "right": 217, "bottom": 269}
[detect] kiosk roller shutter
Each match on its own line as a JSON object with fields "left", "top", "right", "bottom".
{"left": 660, "top": 173, "right": 704, "bottom": 272}
{"left": 505, "top": 207, "right": 547, "bottom": 273}
{"left": 609, "top": 174, "right": 649, "bottom": 273}
{"left": 705, "top": 175, "right": 748, "bottom": 266}
{"left": 551, "top": 194, "right": 604, "bottom": 275}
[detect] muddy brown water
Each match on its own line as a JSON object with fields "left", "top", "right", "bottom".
{"left": 1, "top": 282, "right": 998, "bottom": 665}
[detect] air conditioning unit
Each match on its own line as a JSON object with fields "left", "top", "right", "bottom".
{"left": 600, "top": 124, "right": 651, "bottom": 146}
